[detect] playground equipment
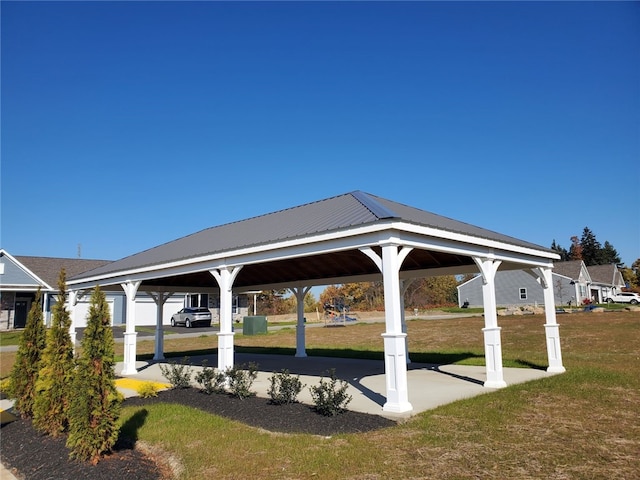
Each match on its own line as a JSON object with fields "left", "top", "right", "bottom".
{"left": 323, "top": 299, "right": 357, "bottom": 326}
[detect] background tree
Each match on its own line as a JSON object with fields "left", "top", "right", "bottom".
{"left": 67, "top": 286, "right": 121, "bottom": 464}
{"left": 550, "top": 240, "right": 570, "bottom": 261}
{"left": 621, "top": 258, "right": 640, "bottom": 290}
{"left": 32, "top": 269, "right": 75, "bottom": 437}
{"left": 569, "top": 236, "right": 583, "bottom": 261}
{"left": 580, "top": 227, "right": 602, "bottom": 265}
{"left": 255, "top": 290, "right": 292, "bottom": 315}
{"left": 599, "top": 241, "right": 621, "bottom": 265}
{"left": 9, "top": 288, "right": 46, "bottom": 418}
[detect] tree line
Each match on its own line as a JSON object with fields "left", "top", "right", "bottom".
{"left": 254, "top": 226, "right": 638, "bottom": 314}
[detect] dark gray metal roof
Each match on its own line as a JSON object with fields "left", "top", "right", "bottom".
{"left": 71, "top": 191, "right": 552, "bottom": 282}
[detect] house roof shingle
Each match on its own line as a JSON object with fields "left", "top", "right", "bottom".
{"left": 15, "top": 256, "right": 112, "bottom": 289}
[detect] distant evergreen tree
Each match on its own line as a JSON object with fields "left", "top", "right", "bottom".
{"left": 551, "top": 240, "right": 570, "bottom": 261}
{"left": 9, "top": 288, "right": 46, "bottom": 418}
{"left": 67, "top": 286, "right": 121, "bottom": 464}
{"left": 32, "top": 270, "right": 75, "bottom": 437}
{"left": 580, "top": 227, "right": 602, "bottom": 266}
{"left": 598, "top": 241, "right": 621, "bottom": 266}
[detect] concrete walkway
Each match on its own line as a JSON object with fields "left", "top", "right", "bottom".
{"left": 115, "top": 352, "right": 558, "bottom": 419}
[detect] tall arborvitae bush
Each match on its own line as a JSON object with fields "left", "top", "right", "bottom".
{"left": 32, "top": 269, "right": 75, "bottom": 437}
{"left": 67, "top": 286, "right": 121, "bottom": 464}
{"left": 9, "top": 288, "right": 46, "bottom": 418}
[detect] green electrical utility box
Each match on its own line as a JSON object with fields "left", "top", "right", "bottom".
{"left": 243, "top": 316, "right": 268, "bottom": 335}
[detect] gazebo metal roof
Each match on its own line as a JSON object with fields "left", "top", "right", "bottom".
{"left": 70, "top": 191, "right": 554, "bottom": 292}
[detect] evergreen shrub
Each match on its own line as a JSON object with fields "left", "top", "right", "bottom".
{"left": 309, "top": 369, "right": 352, "bottom": 416}
{"left": 267, "top": 369, "right": 305, "bottom": 405}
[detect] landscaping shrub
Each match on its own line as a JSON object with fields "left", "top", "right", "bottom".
{"left": 0, "top": 377, "right": 13, "bottom": 397}
{"left": 137, "top": 381, "right": 160, "bottom": 398}
{"left": 194, "top": 360, "right": 226, "bottom": 395}
{"left": 67, "top": 286, "right": 121, "bottom": 464}
{"left": 159, "top": 357, "right": 193, "bottom": 389}
{"left": 9, "top": 288, "right": 46, "bottom": 418}
{"left": 309, "top": 369, "right": 352, "bottom": 416}
{"left": 33, "top": 270, "right": 75, "bottom": 437}
{"left": 225, "top": 362, "right": 258, "bottom": 399}
{"left": 267, "top": 369, "right": 305, "bottom": 405}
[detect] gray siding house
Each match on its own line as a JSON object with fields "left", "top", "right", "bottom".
{"left": 457, "top": 260, "right": 625, "bottom": 308}
{"left": 0, "top": 249, "right": 248, "bottom": 330}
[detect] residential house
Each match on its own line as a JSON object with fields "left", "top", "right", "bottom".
{"left": 457, "top": 260, "right": 625, "bottom": 308}
{"left": 0, "top": 249, "right": 248, "bottom": 330}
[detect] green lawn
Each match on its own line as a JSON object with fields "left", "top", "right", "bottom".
{"left": 111, "top": 310, "right": 640, "bottom": 479}
{"left": 2, "top": 310, "right": 638, "bottom": 478}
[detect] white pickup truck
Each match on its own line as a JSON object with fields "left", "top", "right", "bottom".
{"left": 605, "top": 292, "right": 640, "bottom": 304}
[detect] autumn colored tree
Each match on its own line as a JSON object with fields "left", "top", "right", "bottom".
{"left": 405, "top": 276, "right": 458, "bottom": 307}
{"left": 569, "top": 236, "right": 583, "bottom": 261}
{"left": 9, "top": 288, "right": 46, "bottom": 418}
{"left": 67, "top": 286, "right": 121, "bottom": 464}
{"left": 621, "top": 258, "right": 640, "bottom": 290}
{"left": 256, "top": 290, "right": 292, "bottom": 315}
{"left": 32, "top": 270, "right": 75, "bottom": 437}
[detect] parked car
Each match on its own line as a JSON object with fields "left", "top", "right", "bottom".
{"left": 605, "top": 292, "right": 640, "bottom": 305}
{"left": 170, "top": 307, "right": 212, "bottom": 327}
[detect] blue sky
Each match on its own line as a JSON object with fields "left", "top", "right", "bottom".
{"left": 2, "top": 1, "right": 639, "bottom": 268}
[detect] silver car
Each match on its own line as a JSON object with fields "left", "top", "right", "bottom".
{"left": 170, "top": 307, "right": 212, "bottom": 328}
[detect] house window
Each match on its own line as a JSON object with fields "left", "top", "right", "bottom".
{"left": 519, "top": 288, "right": 527, "bottom": 300}
{"left": 189, "top": 294, "right": 209, "bottom": 308}
{"left": 579, "top": 285, "right": 587, "bottom": 298}
{"left": 232, "top": 295, "right": 239, "bottom": 314}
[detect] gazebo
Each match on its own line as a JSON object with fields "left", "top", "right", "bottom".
{"left": 68, "top": 191, "right": 565, "bottom": 414}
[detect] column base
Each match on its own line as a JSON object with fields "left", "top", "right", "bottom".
{"left": 383, "top": 400, "right": 413, "bottom": 414}
{"left": 484, "top": 380, "right": 507, "bottom": 388}
{"left": 547, "top": 366, "right": 566, "bottom": 373}
{"left": 121, "top": 331, "right": 138, "bottom": 375}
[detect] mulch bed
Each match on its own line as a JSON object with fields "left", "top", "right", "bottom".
{"left": 1, "top": 388, "right": 396, "bottom": 479}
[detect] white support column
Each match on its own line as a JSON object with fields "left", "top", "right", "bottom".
{"left": 121, "top": 280, "right": 141, "bottom": 375}
{"left": 210, "top": 266, "right": 242, "bottom": 372}
{"left": 361, "top": 244, "right": 413, "bottom": 414}
{"left": 148, "top": 291, "right": 174, "bottom": 361}
{"left": 532, "top": 268, "right": 566, "bottom": 373}
{"left": 290, "top": 286, "right": 312, "bottom": 358}
{"left": 473, "top": 257, "right": 507, "bottom": 388}
{"left": 68, "top": 290, "right": 78, "bottom": 351}
{"left": 400, "top": 279, "right": 415, "bottom": 364}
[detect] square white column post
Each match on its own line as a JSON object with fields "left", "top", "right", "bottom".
{"left": 291, "top": 286, "right": 311, "bottom": 358}
{"left": 149, "top": 291, "right": 172, "bottom": 361}
{"left": 211, "top": 267, "right": 242, "bottom": 372}
{"left": 536, "top": 268, "right": 566, "bottom": 373}
{"left": 121, "top": 280, "right": 141, "bottom": 375}
{"left": 381, "top": 243, "right": 413, "bottom": 414}
{"left": 473, "top": 257, "right": 507, "bottom": 388}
